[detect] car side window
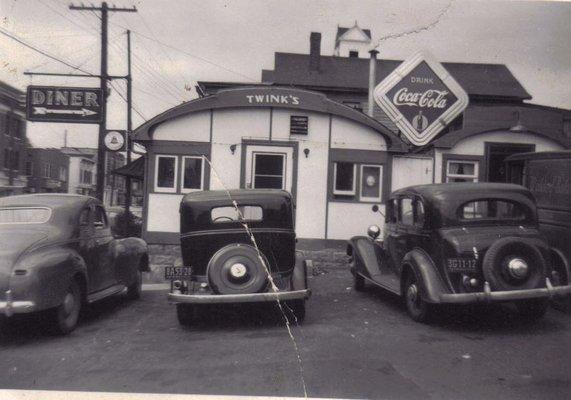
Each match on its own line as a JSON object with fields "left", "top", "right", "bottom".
{"left": 414, "top": 199, "right": 425, "bottom": 227}
{"left": 400, "top": 197, "right": 414, "bottom": 226}
{"left": 93, "top": 206, "right": 108, "bottom": 229}
{"left": 79, "top": 208, "right": 90, "bottom": 227}
{"left": 386, "top": 198, "right": 397, "bottom": 223}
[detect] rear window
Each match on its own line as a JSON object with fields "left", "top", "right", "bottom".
{"left": 459, "top": 200, "right": 527, "bottom": 221}
{"left": 211, "top": 206, "right": 263, "bottom": 223}
{"left": 0, "top": 207, "right": 51, "bottom": 224}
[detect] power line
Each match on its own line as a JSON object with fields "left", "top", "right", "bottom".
{"left": 0, "top": 27, "right": 96, "bottom": 76}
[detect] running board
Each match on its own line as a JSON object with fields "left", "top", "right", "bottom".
{"left": 87, "top": 284, "right": 126, "bottom": 304}
{"left": 359, "top": 273, "right": 401, "bottom": 296}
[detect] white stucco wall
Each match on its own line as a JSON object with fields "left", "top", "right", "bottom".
{"left": 328, "top": 202, "right": 385, "bottom": 240}
{"left": 331, "top": 116, "right": 387, "bottom": 150}
{"left": 152, "top": 110, "right": 211, "bottom": 142}
{"left": 434, "top": 131, "right": 565, "bottom": 183}
{"left": 147, "top": 193, "right": 184, "bottom": 232}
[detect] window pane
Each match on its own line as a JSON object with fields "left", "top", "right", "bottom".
{"left": 416, "top": 200, "right": 425, "bottom": 226}
{"left": 255, "top": 154, "right": 284, "bottom": 175}
{"left": 183, "top": 157, "right": 203, "bottom": 190}
{"left": 254, "top": 175, "right": 283, "bottom": 189}
{"left": 361, "top": 165, "right": 381, "bottom": 199}
{"left": 157, "top": 157, "right": 175, "bottom": 188}
{"left": 211, "top": 206, "right": 263, "bottom": 223}
{"left": 401, "top": 198, "right": 414, "bottom": 225}
{"left": 460, "top": 200, "right": 526, "bottom": 220}
{"left": 0, "top": 208, "right": 51, "bottom": 224}
{"left": 335, "top": 162, "right": 355, "bottom": 192}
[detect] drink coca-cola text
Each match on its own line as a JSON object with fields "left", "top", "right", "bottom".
{"left": 393, "top": 88, "right": 448, "bottom": 109}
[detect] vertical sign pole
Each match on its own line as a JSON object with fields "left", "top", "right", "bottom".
{"left": 125, "top": 29, "right": 132, "bottom": 217}
{"left": 96, "top": 1, "right": 108, "bottom": 203}
{"left": 368, "top": 49, "right": 379, "bottom": 118}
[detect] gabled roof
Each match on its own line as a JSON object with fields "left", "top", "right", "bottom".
{"left": 262, "top": 53, "right": 532, "bottom": 101}
{"left": 335, "top": 26, "right": 372, "bottom": 43}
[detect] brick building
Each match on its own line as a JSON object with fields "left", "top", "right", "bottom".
{"left": 25, "top": 148, "right": 69, "bottom": 193}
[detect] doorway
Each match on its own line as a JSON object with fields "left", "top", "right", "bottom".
{"left": 244, "top": 145, "right": 295, "bottom": 193}
{"left": 485, "top": 143, "right": 535, "bottom": 183}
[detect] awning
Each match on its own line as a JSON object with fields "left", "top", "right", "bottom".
{"left": 111, "top": 156, "right": 145, "bottom": 180}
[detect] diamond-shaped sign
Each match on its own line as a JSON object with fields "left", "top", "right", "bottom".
{"left": 373, "top": 51, "right": 469, "bottom": 146}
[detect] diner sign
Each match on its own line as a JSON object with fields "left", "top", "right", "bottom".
{"left": 373, "top": 51, "right": 469, "bottom": 146}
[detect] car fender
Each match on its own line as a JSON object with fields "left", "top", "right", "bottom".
{"left": 111, "top": 237, "right": 149, "bottom": 285}
{"left": 401, "top": 248, "right": 450, "bottom": 303}
{"left": 11, "top": 245, "right": 88, "bottom": 311}
{"left": 347, "top": 236, "right": 386, "bottom": 280}
{"left": 291, "top": 251, "right": 308, "bottom": 291}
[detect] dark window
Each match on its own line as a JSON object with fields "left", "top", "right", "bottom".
{"left": 182, "top": 156, "right": 203, "bottom": 191}
{"left": 459, "top": 200, "right": 527, "bottom": 221}
{"left": 334, "top": 162, "right": 356, "bottom": 195}
{"left": 253, "top": 153, "right": 285, "bottom": 189}
{"left": 290, "top": 115, "right": 308, "bottom": 135}
{"left": 156, "top": 155, "right": 177, "bottom": 191}
{"left": 25, "top": 161, "right": 33, "bottom": 176}
{"left": 349, "top": 50, "right": 359, "bottom": 58}
{"left": 12, "top": 151, "right": 19, "bottom": 170}
{"left": 360, "top": 165, "right": 382, "bottom": 201}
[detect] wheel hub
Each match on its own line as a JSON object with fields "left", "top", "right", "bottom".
{"left": 407, "top": 283, "right": 419, "bottom": 305}
{"left": 507, "top": 257, "right": 529, "bottom": 279}
{"left": 229, "top": 263, "right": 247, "bottom": 279}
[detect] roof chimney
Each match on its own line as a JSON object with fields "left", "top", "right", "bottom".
{"left": 309, "top": 32, "right": 321, "bottom": 71}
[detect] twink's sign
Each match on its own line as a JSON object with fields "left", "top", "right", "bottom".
{"left": 26, "top": 86, "right": 102, "bottom": 124}
{"left": 373, "top": 51, "right": 468, "bottom": 146}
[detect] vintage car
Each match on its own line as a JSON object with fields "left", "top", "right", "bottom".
{"left": 167, "top": 189, "right": 310, "bottom": 326}
{"left": 347, "top": 183, "right": 571, "bottom": 322}
{"left": 0, "top": 194, "right": 149, "bottom": 334}
{"left": 505, "top": 151, "right": 571, "bottom": 310}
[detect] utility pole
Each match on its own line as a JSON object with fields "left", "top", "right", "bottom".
{"left": 69, "top": 2, "right": 137, "bottom": 202}
{"left": 125, "top": 29, "right": 133, "bottom": 217}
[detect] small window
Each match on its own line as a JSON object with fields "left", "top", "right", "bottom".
{"left": 0, "top": 207, "right": 51, "bottom": 224}
{"left": 446, "top": 160, "right": 478, "bottom": 182}
{"left": 79, "top": 208, "right": 90, "bottom": 226}
{"left": 415, "top": 199, "right": 425, "bottom": 227}
{"left": 211, "top": 205, "right": 263, "bottom": 223}
{"left": 290, "top": 115, "right": 308, "bottom": 135}
{"left": 360, "top": 165, "right": 382, "bottom": 202}
{"left": 155, "top": 155, "right": 177, "bottom": 193}
{"left": 400, "top": 198, "right": 414, "bottom": 226}
{"left": 459, "top": 200, "right": 527, "bottom": 221}
{"left": 182, "top": 156, "right": 204, "bottom": 192}
{"left": 349, "top": 50, "right": 359, "bottom": 58}
{"left": 93, "top": 206, "right": 108, "bottom": 228}
{"left": 333, "top": 162, "right": 356, "bottom": 196}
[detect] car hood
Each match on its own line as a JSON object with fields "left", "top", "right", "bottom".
{"left": 0, "top": 227, "right": 50, "bottom": 294}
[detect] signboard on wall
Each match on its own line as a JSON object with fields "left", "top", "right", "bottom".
{"left": 373, "top": 51, "right": 469, "bottom": 147}
{"left": 26, "top": 86, "right": 102, "bottom": 124}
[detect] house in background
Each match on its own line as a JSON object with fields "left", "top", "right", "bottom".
{"left": 333, "top": 22, "right": 372, "bottom": 58}
{"left": 25, "top": 148, "right": 69, "bottom": 193}
{"left": 61, "top": 147, "right": 96, "bottom": 196}
{"left": 0, "top": 81, "right": 28, "bottom": 197}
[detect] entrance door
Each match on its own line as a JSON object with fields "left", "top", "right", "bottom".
{"left": 486, "top": 143, "right": 535, "bottom": 182}
{"left": 245, "top": 145, "right": 294, "bottom": 193}
{"left": 391, "top": 156, "right": 433, "bottom": 191}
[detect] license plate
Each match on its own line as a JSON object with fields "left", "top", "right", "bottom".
{"left": 446, "top": 258, "right": 477, "bottom": 272}
{"left": 165, "top": 266, "right": 192, "bottom": 280}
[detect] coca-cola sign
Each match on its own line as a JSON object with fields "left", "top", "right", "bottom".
{"left": 373, "top": 51, "right": 468, "bottom": 146}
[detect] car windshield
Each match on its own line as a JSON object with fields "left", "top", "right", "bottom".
{"left": 0, "top": 207, "right": 52, "bottom": 224}
{"left": 459, "top": 200, "right": 528, "bottom": 221}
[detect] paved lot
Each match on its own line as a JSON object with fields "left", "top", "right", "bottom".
{"left": 1, "top": 265, "right": 570, "bottom": 400}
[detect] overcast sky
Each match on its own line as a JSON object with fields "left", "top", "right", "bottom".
{"left": 1, "top": 0, "right": 570, "bottom": 148}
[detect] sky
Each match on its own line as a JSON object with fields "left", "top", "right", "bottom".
{"left": 0, "top": 0, "right": 570, "bottom": 149}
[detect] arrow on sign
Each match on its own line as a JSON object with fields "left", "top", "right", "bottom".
{"left": 34, "top": 107, "right": 98, "bottom": 117}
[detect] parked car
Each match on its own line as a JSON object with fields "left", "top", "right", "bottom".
{"left": 505, "top": 150, "right": 571, "bottom": 310}
{"left": 347, "top": 183, "right": 571, "bottom": 322}
{"left": 167, "top": 189, "right": 310, "bottom": 326}
{"left": 0, "top": 194, "right": 149, "bottom": 334}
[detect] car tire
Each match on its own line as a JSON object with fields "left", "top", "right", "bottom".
{"left": 404, "top": 272, "right": 434, "bottom": 323}
{"left": 49, "top": 280, "right": 82, "bottom": 335}
{"left": 126, "top": 270, "right": 142, "bottom": 300}
{"left": 285, "top": 299, "right": 306, "bottom": 324}
{"left": 176, "top": 304, "right": 194, "bottom": 326}
{"left": 516, "top": 299, "right": 549, "bottom": 320}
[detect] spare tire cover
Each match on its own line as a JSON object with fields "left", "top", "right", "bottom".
{"left": 207, "top": 244, "right": 268, "bottom": 294}
{"left": 482, "top": 237, "right": 546, "bottom": 291}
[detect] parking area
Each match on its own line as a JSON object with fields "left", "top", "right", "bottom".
{"left": 1, "top": 260, "right": 570, "bottom": 400}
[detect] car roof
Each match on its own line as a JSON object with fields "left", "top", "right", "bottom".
{"left": 181, "top": 189, "right": 292, "bottom": 204}
{"left": 0, "top": 194, "right": 97, "bottom": 210}
{"left": 391, "top": 182, "right": 532, "bottom": 200}
{"left": 504, "top": 150, "right": 571, "bottom": 162}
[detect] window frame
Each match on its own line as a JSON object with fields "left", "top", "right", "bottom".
{"left": 180, "top": 156, "right": 205, "bottom": 193}
{"left": 154, "top": 154, "right": 178, "bottom": 193}
{"left": 252, "top": 152, "right": 287, "bottom": 190}
{"left": 360, "top": 164, "right": 383, "bottom": 202}
{"left": 446, "top": 160, "right": 479, "bottom": 183}
{"left": 333, "top": 162, "right": 357, "bottom": 196}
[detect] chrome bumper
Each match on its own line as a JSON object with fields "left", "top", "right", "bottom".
{"left": 0, "top": 291, "right": 35, "bottom": 317}
{"left": 168, "top": 289, "right": 311, "bottom": 304}
{"left": 439, "top": 279, "right": 571, "bottom": 304}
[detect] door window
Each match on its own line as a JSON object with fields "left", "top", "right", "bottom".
{"left": 253, "top": 153, "right": 285, "bottom": 189}
{"left": 182, "top": 156, "right": 204, "bottom": 192}
{"left": 400, "top": 198, "right": 414, "bottom": 226}
{"left": 93, "top": 206, "right": 108, "bottom": 229}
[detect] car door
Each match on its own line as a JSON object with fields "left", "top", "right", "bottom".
{"left": 92, "top": 204, "right": 117, "bottom": 290}
{"left": 78, "top": 205, "right": 105, "bottom": 293}
{"left": 393, "top": 196, "right": 415, "bottom": 269}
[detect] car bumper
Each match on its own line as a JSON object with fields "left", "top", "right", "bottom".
{"left": 439, "top": 280, "right": 571, "bottom": 304}
{"left": 0, "top": 291, "right": 35, "bottom": 317}
{"left": 168, "top": 289, "right": 311, "bottom": 304}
